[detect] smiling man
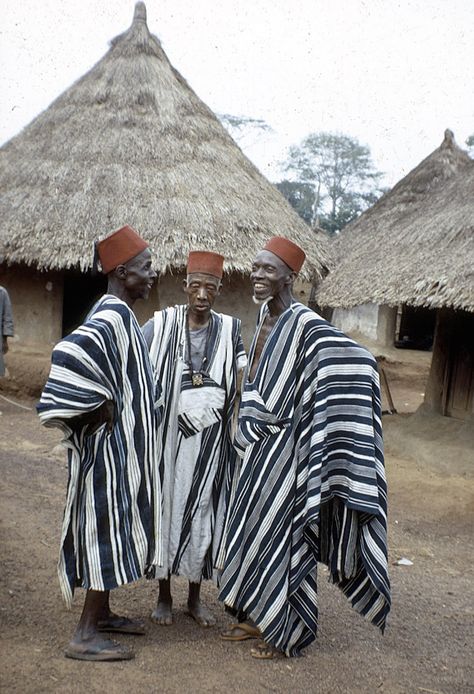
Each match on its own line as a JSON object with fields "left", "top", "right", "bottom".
{"left": 142, "top": 251, "right": 246, "bottom": 628}
{"left": 38, "top": 225, "right": 161, "bottom": 661}
{"left": 219, "top": 236, "right": 391, "bottom": 659}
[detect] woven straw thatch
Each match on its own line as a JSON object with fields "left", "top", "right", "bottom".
{"left": 0, "top": 3, "right": 330, "bottom": 280}
{"left": 316, "top": 130, "right": 474, "bottom": 311}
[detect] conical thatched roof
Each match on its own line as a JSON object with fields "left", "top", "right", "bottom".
{"left": 0, "top": 2, "right": 330, "bottom": 280}
{"left": 316, "top": 130, "right": 474, "bottom": 311}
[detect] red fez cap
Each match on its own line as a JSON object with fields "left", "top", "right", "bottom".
{"left": 263, "top": 236, "right": 306, "bottom": 272}
{"left": 97, "top": 225, "right": 149, "bottom": 274}
{"left": 187, "top": 251, "right": 224, "bottom": 279}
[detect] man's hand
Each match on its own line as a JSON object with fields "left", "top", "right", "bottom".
{"left": 2, "top": 337, "right": 8, "bottom": 355}
{"left": 101, "top": 400, "right": 115, "bottom": 433}
{"left": 70, "top": 400, "right": 115, "bottom": 435}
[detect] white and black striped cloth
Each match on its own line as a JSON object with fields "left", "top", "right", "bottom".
{"left": 37, "top": 295, "right": 162, "bottom": 606}
{"left": 145, "top": 306, "right": 246, "bottom": 582}
{"left": 218, "top": 302, "right": 390, "bottom": 656}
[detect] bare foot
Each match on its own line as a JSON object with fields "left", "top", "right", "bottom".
{"left": 187, "top": 601, "right": 216, "bottom": 627}
{"left": 151, "top": 601, "right": 173, "bottom": 626}
{"left": 97, "top": 613, "right": 145, "bottom": 635}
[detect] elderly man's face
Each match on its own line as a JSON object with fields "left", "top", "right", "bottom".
{"left": 250, "top": 250, "right": 292, "bottom": 303}
{"left": 183, "top": 273, "right": 221, "bottom": 316}
{"left": 122, "top": 248, "right": 157, "bottom": 301}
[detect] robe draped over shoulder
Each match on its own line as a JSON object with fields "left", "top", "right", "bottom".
{"left": 219, "top": 302, "right": 390, "bottom": 656}
{"left": 37, "top": 295, "right": 162, "bottom": 606}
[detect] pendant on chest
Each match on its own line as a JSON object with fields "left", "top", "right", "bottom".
{"left": 192, "top": 373, "right": 204, "bottom": 387}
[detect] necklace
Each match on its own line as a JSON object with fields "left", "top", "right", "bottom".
{"left": 185, "top": 311, "right": 211, "bottom": 387}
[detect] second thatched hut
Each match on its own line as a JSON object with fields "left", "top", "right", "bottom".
{"left": 316, "top": 130, "right": 474, "bottom": 420}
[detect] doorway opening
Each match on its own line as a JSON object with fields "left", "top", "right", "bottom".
{"left": 62, "top": 271, "right": 107, "bottom": 336}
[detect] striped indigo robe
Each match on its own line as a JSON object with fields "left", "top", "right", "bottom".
{"left": 37, "top": 295, "right": 162, "bottom": 606}
{"left": 218, "top": 302, "right": 390, "bottom": 657}
{"left": 145, "top": 306, "right": 246, "bottom": 582}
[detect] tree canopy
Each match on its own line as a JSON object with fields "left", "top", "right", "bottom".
{"left": 275, "top": 181, "right": 315, "bottom": 226}
{"left": 280, "top": 132, "right": 385, "bottom": 234}
{"left": 466, "top": 134, "right": 474, "bottom": 156}
{"left": 218, "top": 113, "right": 273, "bottom": 148}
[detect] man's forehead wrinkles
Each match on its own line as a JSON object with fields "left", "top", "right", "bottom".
{"left": 253, "top": 249, "right": 284, "bottom": 268}
{"left": 252, "top": 259, "right": 278, "bottom": 270}
{"left": 188, "top": 273, "right": 219, "bottom": 284}
{"left": 253, "top": 257, "right": 272, "bottom": 265}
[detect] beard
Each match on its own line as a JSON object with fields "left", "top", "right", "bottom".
{"left": 252, "top": 294, "right": 274, "bottom": 306}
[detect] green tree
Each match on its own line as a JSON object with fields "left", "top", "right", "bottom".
{"left": 275, "top": 180, "right": 315, "bottom": 226}
{"left": 283, "top": 132, "right": 384, "bottom": 234}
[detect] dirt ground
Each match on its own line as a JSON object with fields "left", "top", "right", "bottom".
{"left": 1, "top": 347, "right": 473, "bottom": 694}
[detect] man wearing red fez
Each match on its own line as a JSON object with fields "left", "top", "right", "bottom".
{"left": 219, "top": 237, "right": 390, "bottom": 658}
{"left": 142, "top": 250, "right": 246, "bottom": 627}
{"left": 38, "top": 226, "right": 161, "bottom": 661}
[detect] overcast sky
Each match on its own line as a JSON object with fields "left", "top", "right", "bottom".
{"left": 1, "top": 0, "right": 473, "bottom": 186}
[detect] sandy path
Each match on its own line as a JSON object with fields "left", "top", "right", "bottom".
{"left": 1, "top": 364, "right": 473, "bottom": 693}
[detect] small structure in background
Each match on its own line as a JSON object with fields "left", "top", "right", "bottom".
{"left": 316, "top": 129, "right": 474, "bottom": 421}
{"left": 0, "top": 285, "right": 14, "bottom": 377}
{"left": 0, "top": 2, "right": 331, "bottom": 352}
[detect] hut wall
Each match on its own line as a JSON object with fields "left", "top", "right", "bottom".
{"left": 218, "top": 274, "right": 258, "bottom": 351}
{"left": 332, "top": 304, "right": 379, "bottom": 341}
{"left": 331, "top": 304, "right": 396, "bottom": 346}
{"left": 0, "top": 264, "right": 63, "bottom": 347}
{"left": 376, "top": 305, "right": 397, "bottom": 347}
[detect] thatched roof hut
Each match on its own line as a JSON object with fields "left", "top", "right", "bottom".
{"left": 315, "top": 130, "right": 474, "bottom": 311}
{"left": 315, "top": 130, "right": 474, "bottom": 422}
{"left": 0, "top": 2, "right": 330, "bottom": 281}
